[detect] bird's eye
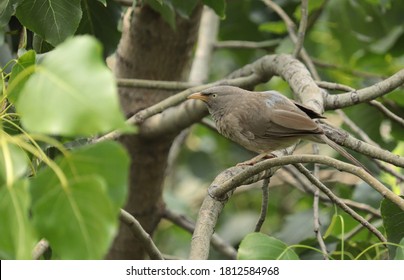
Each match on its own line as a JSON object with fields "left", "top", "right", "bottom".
{"left": 212, "top": 93, "right": 217, "bottom": 98}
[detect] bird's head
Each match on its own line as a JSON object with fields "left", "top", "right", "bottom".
{"left": 187, "top": 86, "right": 245, "bottom": 110}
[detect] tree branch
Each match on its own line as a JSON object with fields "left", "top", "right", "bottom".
{"left": 163, "top": 209, "right": 237, "bottom": 259}
{"left": 254, "top": 178, "right": 270, "bottom": 232}
{"left": 119, "top": 209, "right": 164, "bottom": 260}
{"left": 293, "top": 0, "right": 309, "bottom": 58}
{"left": 262, "top": 0, "right": 320, "bottom": 80}
{"left": 368, "top": 100, "right": 404, "bottom": 128}
{"left": 321, "top": 122, "right": 404, "bottom": 168}
{"left": 32, "top": 239, "right": 50, "bottom": 260}
{"left": 294, "top": 164, "right": 387, "bottom": 244}
{"left": 325, "top": 69, "right": 404, "bottom": 110}
{"left": 209, "top": 155, "right": 404, "bottom": 211}
{"left": 117, "top": 78, "right": 198, "bottom": 90}
{"left": 189, "top": 6, "right": 219, "bottom": 83}
{"left": 214, "top": 39, "right": 281, "bottom": 49}
{"left": 283, "top": 165, "right": 381, "bottom": 217}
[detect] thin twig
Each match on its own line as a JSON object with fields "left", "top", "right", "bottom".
{"left": 337, "top": 110, "right": 404, "bottom": 182}
{"left": 344, "top": 214, "right": 376, "bottom": 240}
{"left": 316, "top": 80, "right": 355, "bottom": 92}
{"left": 312, "top": 144, "right": 329, "bottom": 259}
{"left": 32, "top": 238, "right": 50, "bottom": 260}
{"left": 321, "top": 122, "right": 404, "bottom": 168}
{"left": 119, "top": 209, "right": 164, "bottom": 260}
{"left": 163, "top": 209, "right": 237, "bottom": 259}
{"left": 369, "top": 100, "right": 404, "bottom": 128}
{"left": 313, "top": 188, "right": 329, "bottom": 259}
{"left": 262, "top": 0, "right": 320, "bottom": 80}
{"left": 254, "top": 178, "right": 270, "bottom": 232}
{"left": 293, "top": 0, "right": 308, "bottom": 58}
{"left": 283, "top": 165, "right": 381, "bottom": 217}
{"left": 294, "top": 164, "right": 387, "bottom": 244}
{"left": 214, "top": 39, "right": 281, "bottom": 49}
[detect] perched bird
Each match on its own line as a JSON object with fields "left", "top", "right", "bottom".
{"left": 188, "top": 85, "right": 367, "bottom": 170}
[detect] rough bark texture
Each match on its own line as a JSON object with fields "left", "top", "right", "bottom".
{"left": 107, "top": 4, "right": 202, "bottom": 259}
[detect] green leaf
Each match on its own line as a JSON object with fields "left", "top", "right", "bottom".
{"left": 16, "top": 0, "right": 82, "bottom": 46}
{"left": 16, "top": 36, "right": 131, "bottom": 137}
{"left": 171, "top": 0, "right": 199, "bottom": 18}
{"left": 203, "top": 0, "right": 226, "bottom": 19}
{"left": 381, "top": 196, "right": 404, "bottom": 259}
{"left": 77, "top": 0, "right": 122, "bottom": 56}
{"left": 395, "top": 238, "right": 404, "bottom": 260}
{"left": 274, "top": 210, "right": 330, "bottom": 245}
{"left": 238, "top": 233, "right": 299, "bottom": 260}
{"left": 145, "top": 0, "right": 176, "bottom": 30}
{"left": 29, "top": 141, "right": 129, "bottom": 259}
{"left": 60, "top": 141, "right": 129, "bottom": 211}
{"left": 97, "top": 0, "right": 107, "bottom": 5}
{"left": 0, "top": 141, "right": 29, "bottom": 186}
{"left": 0, "top": 179, "right": 36, "bottom": 259}
{"left": 0, "top": 0, "right": 23, "bottom": 26}
{"left": 7, "top": 50, "right": 36, "bottom": 103}
{"left": 31, "top": 176, "right": 116, "bottom": 259}
{"left": 32, "top": 34, "right": 54, "bottom": 54}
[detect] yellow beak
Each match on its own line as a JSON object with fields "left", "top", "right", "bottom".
{"left": 187, "top": 92, "right": 209, "bottom": 102}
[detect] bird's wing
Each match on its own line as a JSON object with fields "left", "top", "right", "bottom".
{"left": 261, "top": 90, "right": 325, "bottom": 119}
{"left": 269, "top": 108, "right": 322, "bottom": 136}
{"left": 245, "top": 92, "right": 323, "bottom": 138}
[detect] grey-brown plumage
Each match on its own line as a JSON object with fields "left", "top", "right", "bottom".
{"left": 188, "top": 85, "right": 367, "bottom": 170}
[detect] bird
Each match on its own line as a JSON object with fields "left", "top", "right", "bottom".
{"left": 187, "top": 85, "right": 368, "bottom": 171}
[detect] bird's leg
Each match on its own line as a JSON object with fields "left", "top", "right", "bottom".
{"left": 237, "top": 153, "right": 276, "bottom": 166}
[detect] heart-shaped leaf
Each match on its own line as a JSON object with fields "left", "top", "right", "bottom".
{"left": 16, "top": 36, "right": 131, "bottom": 137}
{"left": 238, "top": 232, "right": 299, "bottom": 260}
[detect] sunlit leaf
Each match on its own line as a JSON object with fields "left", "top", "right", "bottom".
{"left": 29, "top": 141, "right": 129, "bottom": 259}
{"left": 31, "top": 176, "right": 116, "bottom": 259}
{"left": 7, "top": 50, "right": 36, "bottom": 103}
{"left": 0, "top": 179, "right": 36, "bottom": 259}
{"left": 16, "top": 36, "right": 131, "bottom": 137}
{"left": 0, "top": 141, "right": 29, "bottom": 186}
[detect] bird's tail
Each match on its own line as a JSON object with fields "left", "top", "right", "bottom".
{"left": 319, "top": 134, "right": 371, "bottom": 174}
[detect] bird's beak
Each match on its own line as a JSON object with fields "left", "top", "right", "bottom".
{"left": 187, "top": 92, "right": 209, "bottom": 102}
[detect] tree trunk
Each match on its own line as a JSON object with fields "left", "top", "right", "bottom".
{"left": 107, "top": 4, "right": 203, "bottom": 259}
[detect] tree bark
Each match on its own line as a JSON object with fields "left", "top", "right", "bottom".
{"left": 107, "top": 4, "right": 203, "bottom": 259}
